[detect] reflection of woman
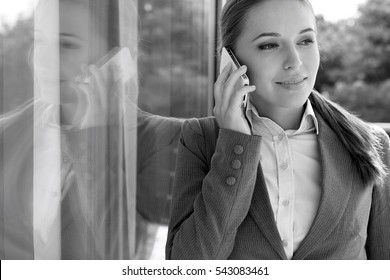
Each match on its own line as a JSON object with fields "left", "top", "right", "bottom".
{"left": 1, "top": 0, "right": 181, "bottom": 259}
{"left": 166, "top": 0, "right": 390, "bottom": 260}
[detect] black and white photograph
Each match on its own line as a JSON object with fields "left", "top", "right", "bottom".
{"left": 1, "top": 0, "right": 389, "bottom": 276}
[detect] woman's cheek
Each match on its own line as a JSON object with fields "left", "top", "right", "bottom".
{"left": 309, "top": 49, "right": 320, "bottom": 73}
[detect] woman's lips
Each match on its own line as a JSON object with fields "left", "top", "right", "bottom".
{"left": 275, "top": 76, "right": 308, "bottom": 90}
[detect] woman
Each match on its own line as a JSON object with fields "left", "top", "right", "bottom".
{"left": 166, "top": 0, "right": 390, "bottom": 260}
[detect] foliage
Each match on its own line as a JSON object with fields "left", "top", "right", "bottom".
{"left": 137, "top": 0, "right": 210, "bottom": 118}
{"left": 1, "top": 16, "right": 34, "bottom": 114}
{"left": 316, "top": 0, "right": 390, "bottom": 122}
{"left": 358, "top": 0, "right": 390, "bottom": 82}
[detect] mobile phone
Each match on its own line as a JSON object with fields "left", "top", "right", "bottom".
{"left": 79, "top": 47, "right": 134, "bottom": 83}
{"left": 220, "top": 47, "right": 250, "bottom": 107}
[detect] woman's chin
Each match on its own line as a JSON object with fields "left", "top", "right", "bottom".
{"left": 60, "top": 83, "right": 80, "bottom": 104}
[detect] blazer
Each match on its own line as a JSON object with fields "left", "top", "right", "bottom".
{"left": 166, "top": 114, "right": 390, "bottom": 260}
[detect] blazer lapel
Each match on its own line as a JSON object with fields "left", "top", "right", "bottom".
{"left": 249, "top": 164, "right": 288, "bottom": 260}
{"left": 292, "top": 115, "right": 354, "bottom": 259}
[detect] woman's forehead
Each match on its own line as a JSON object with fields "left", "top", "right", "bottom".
{"left": 59, "top": 1, "right": 90, "bottom": 34}
{"left": 242, "top": 0, "right": 316, "bottom": 37}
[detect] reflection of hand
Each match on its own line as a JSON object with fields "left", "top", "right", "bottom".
{"left": 77, "top": 64, "right": 109, "bottom": 128}
{"left": 70, "top": 63, "right": 137, "bottom": 129}
{"left": 213, "top": 62, "right": 255, "bottom": 135}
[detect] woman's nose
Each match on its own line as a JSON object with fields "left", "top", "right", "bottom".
{"left": 283, "top": 45, "right": 303, "bottom": 70}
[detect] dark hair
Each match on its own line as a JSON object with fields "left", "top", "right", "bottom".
{"left": 309, "top": 91, "right": 388, "bottom": 186}
{"left": 220, "top": 0, "right": 388, "bottom": 186}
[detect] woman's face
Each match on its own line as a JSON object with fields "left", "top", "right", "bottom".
{"left": 34, "top": 0, "right": 108, "bottom": 104}
{"left": 234, "top": 0, "right": 320, "bottom": 111}
{"left": 58, "top": 0, "right": 108, "bottom": 103}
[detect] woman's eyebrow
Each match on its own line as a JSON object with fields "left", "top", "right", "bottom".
{"left": 252, "top": 27, "right": 316, "bottom": 41}
{"left": 59, "top": 32, "right": 84, "bottom": 40}
{"left": 299, "top": 28, "right": 316, "bottom": 34}
{"left": 252, "top": 32, "right": 280, "bottom": 41}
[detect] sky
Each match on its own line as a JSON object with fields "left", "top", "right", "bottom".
{"left": 0, "top": 0, "right": 37, "bottom": 26}
{"left": 310, "top": 0, "right": 368, "bottom": 22}
{"left": 0, "top": 0, "right": 369, "bottom": 28}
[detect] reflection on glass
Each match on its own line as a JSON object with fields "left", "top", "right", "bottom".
{"left": 138, "top": 0, "right": 211, "bottom": 118}
{"left": 0, "top": 0, "right": 191, "bottom": 259}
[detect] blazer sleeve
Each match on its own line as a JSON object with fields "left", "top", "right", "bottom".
{"left": 366, "top": 129, "right": 390, "bottom": 259}
{"left": 165, "top": 119, "right": 262, "bottom": 259}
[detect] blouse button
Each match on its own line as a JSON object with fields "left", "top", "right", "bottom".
{"left": 231, "top": 159, "right": 242, "bottom": 169}
{"left": 282, "top": 240, "right": 289, "bottom": 247}
{"left": 233, "top": 145, "right": 244, "bottom": 155}
{"left": 226, "top": 176, "right": 236, "bottom": 186}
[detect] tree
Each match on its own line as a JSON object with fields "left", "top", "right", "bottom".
{"left": 1, "top": 16, "right": 34, "bottom": 114}
{"left": 356, "top": 0, "right": 390, "bottom": 82}
{"left": 137, "top": 0, "right": 210, "bottom": 118}
{"left": 314, "top": 0, "right": 390, "bottom": 122}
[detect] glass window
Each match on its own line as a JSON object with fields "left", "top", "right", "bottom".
{"left": 1, "top": 0, "right": 215, "bottom": 260}
{"left": 137, "top": 0, "right": 215, "bottom": 259}
{"left": 138, "top": 0, "right": 213, "bottom": 118}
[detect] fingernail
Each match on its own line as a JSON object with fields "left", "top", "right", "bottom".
{"left": 241, "top": 65, "right": 247, "bottom": 70}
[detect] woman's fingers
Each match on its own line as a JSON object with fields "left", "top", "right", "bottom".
{"left": 88, "top": 64, "right": 109, "bottom": 112}
{"left": 214, "top": 62, "right": 232, "bottom": 103}
{"left": 227, "top": 85, "right": 256, "bottom": 109}
{"left": 213, "top": 63, "right": 255, "bottom": 135}
{"left": 224, "top": 65, "right": 247, "bottom": 93}
{"left": 214, "top": 85, "right": 255, "bottom": 116}
{"left": 215, "top": 64, "right": 250, "bottom": 111}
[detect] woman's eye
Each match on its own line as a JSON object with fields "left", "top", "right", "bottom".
{"left": 258, "top": 43, "right": 279, "bottom": 51}
{"left": 60, "top": 40, "right": 80, "bottom": 50}
{"left": 298, "top": 39, "right": 315, "bottom": 46}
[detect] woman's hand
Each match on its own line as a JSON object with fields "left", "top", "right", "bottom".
{"left": 213, "top": 62, "right": 256, "bottom": 135}
{"left": 70, "top": 62, "right": 138, "bottom": 129}
{"left": 68, "top": 64, "right": 110, "bottom": 128}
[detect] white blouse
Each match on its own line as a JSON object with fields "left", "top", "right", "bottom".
{"left": 246, "top": 100, "right": 322, "bottom": 259}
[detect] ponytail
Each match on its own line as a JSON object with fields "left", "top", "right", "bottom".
{"left": 309, "top": 90, "right": 388, "bottom": 186}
